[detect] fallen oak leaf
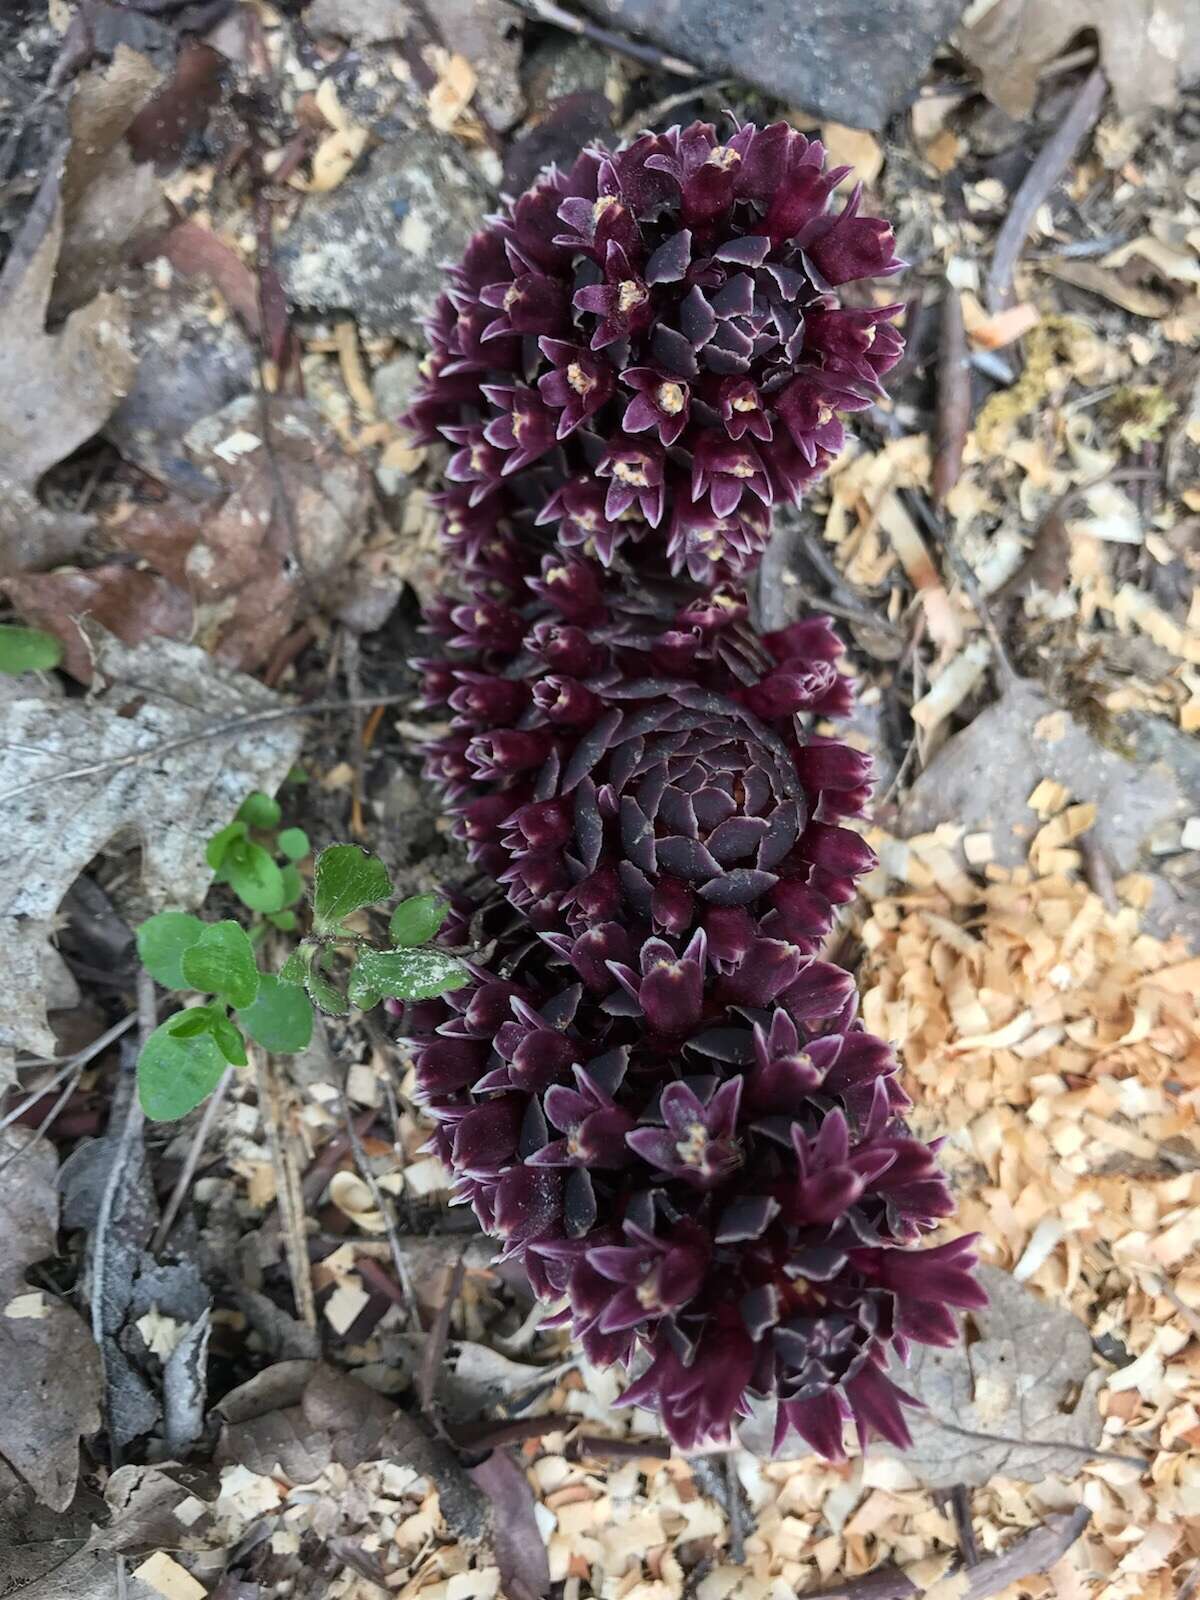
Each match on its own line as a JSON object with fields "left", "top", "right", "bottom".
{"left": 959, "top": 0, "right": 1200, "bottom": 119}
{"left": 0, "top": 627, "right": 303, "bottom": 1055}
{"left": 216, "top": 1363, "right": 492, "bottom": 1545}
{"left": 468, "top": 1449, "right": 551, "bottom": 1600}
{"left": 878, "top": 1265, "right": 1110, "bottom": 1487}
{"left": 1, "top": 566, "right": 193, "bottom": 684}
{"left": 52, "top": 44, "right": 165, "bottom": 318}
{"left": 0, "top": 1130, "right": 103, "bottom": 1511}
{"left": 108, "top": 395, "right": 373, "bottom": 674}
{"left": 0, "top": 172, "right": 137, "bottom": 577}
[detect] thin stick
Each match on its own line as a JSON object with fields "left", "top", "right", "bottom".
{"left": 91, "top": 971, "right": 153, "bottom": 1467}
{"left": 987, "top": 68, "right": 1107, "bottom": 312}
{"left": 339, "top": 1072, "right": 422, "bottom": 1327}
{"left": 12, "top": 1009, "right": 138, "bottom": 1073}
{"left": 725, "top": 1453, "right": 745, "bottom": 1565}
{"left": 932, "top": 282, "right": 970, "bottom": 507}
{"left": 343, "top": 631, "right": 367, "bottom": 840}
{"left": 949, "top": 1484, "right": 979, "bottom": 1567}
{"left": 417, "top": 1249, "right": 467, "bottom": 1429}
{"left": 619, "top": 81, "right": 733, "bottom": 141}
{"left": 496, "top": 0, "right": 700, "bottom": 77}
{"left": 0, "top": 1066, "right": 84, "bottom": 1173}
{"left": 151, "top": 1065, "right": 235, "bottom": 1254}
{"left": 253, "top": 1045, "right": 316, "bottom": 1328}
{"left": 0, "top": 693, "right": 417, "bottom": 807}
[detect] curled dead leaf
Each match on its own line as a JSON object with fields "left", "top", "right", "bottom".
{"left": 0, "top": 1131, "right": 102, "bottom": 1511}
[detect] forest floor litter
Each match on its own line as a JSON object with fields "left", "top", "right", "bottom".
{"left": 0, "top": 2, "right": 1198, "bottom": 1597}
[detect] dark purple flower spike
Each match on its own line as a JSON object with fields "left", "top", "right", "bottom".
{"left": 404, "top": 119, "right": 982, "bottom": 1460}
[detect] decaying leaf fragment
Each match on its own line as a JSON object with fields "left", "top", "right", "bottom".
{"left": 0, "top": 177, "right": 136, "bottom": 576}
{"left": 0, "top": 1131, "right": 103, "bottom": 1511}
{"left": 959, "top": 0, "right": 1200, "bottom": 118}
{"left": 885, "top": 1265, "right": 1105, "bottom": 1487}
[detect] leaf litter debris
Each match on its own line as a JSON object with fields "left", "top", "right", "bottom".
{"left": 0, "top": 1, "right": 1199, "bottom": 1598}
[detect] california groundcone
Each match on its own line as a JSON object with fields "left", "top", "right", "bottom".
{"left": 404, "top": 120, "right": 984, "bottom": 1456}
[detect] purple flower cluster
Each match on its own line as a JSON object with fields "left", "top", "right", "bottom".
{"left": 403, "top": 120, "right": 983, "bottom": 1457}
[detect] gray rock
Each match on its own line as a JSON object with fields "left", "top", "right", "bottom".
{"left": 277, "top": 137, "right": 490, "bottom": 341}
{"left": 524, "top": 36, "right": 619, "bottom": 107}
{"left": 576, "top": 0, "right": 969, "bottom": 130}
{"left": 371, "top": 350, "right": 421, "bottom": 420}
{"left": 437, "top": 0, "right": 526, "bottom": 132}
{"left": 897, "top": 682, "right": 1199, "bottom": 942}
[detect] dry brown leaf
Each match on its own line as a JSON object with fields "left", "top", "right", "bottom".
{"left": 112, "top": 395, "right": 373, "bottom": 673}
{"left": 887, "top": 1266, "right": 1105, "bottom": 1486}
{"left": 1037, "top": 258, "right": 1174, "bottom": 319}
{"left": 819, "top": 123, "right": 884, "bottom": 185}
{"left": 0, "top": 1131, "right": 103, "bottom": 1510}
{"left": 960, "top": 0, "right": 1200, "bottom": 118}
{"left": 0, "top": 177, "right": 136, "bottom": 576}
{"left": 2, "top": 567, "right": 193, "bottom": 683}
{"left": 53, "top": 44, "right": 165, "bottom": 316}
{"left": 0, "top": 629, "right": 303, "bottom": 1055}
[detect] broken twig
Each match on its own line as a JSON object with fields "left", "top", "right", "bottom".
{"left": 497, "top": 0, "right": 700, "bottom": 77}
{"left": 987, "top": 68, "right": 1107, "bottom": 311}
{"left": 932, "top": 283, "right": 970, "bottom": 507}
{"left": 253, "top": 1044, "right": 316, "bottom": 1329}
{"left": 807, "top": 1507, "right": 1091, "bottom": 1599}
{"left": 151, "top": 1064, "right": 235, "bottom": 1254}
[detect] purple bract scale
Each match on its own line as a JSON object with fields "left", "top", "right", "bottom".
{"left": 403, "top": 119, "right": 983, "bottom": 1459}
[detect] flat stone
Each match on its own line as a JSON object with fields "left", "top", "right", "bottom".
{"left": 277, "top": 137, "right": 490, "bottom": 341}
{"left": 897, "top": 680, "right": 1192, "bottom": 877}
{"left": 576, "top": 0, "right": 969, "bottom": 130}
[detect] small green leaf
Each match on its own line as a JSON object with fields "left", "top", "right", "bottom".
{"left": 237, "top": 790, "right": 282, "bottom": 830}
{"left": 348, "top": 946, "right": 468, "bottom": 1010}
{"left": 287, "top": 765, "right": 308, "bottom": 785}
{"left": 278, "top": 941, "right": 348, "bottom": 1016}
{"left": 279, "top": 944, "right": 311, "bottom": 985}
{"left": 210, "top": 1012, "right": 248, "bottom": 1066}
{"left": 238, "top": 974, "right": 314, "bottom": 1053}
{"left": 306, "top": 963, "right": 349, "bottom": 1017}
{"left": 225, "top": 838, "right": 286, "bottom": 914}
{"left": 278, "top": 864, "right": 304, "bottom": 908}
{"left": 137, "top": 912, "right": 206, "bottom": 990}
{"left": 138, "top": 1022, "right": 228, "bottom": 1121}
{"left": 180, "top": 920, "right": 260, "bottom": 1009}
{"left": 167, "top": 1005, "right": 219, "bottom": 1039}
{"left": 277, "top": 827, "right": 311, "bottom": 862}
{"left": 0, "top": 624, "right": 63, "bottom": 675}
{"left": 268, "top": 909, "right": 298, "bottom": 932}
{"left": 388, "top": 893, "right": 450, "bottom": 947}
{"left": 206, "top": 820, "right": 247, "bottom": 871}
{"left": 312, "top": 845, "right": 392, "bottom": 934}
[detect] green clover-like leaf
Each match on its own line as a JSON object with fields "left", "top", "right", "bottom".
{"left": 237, "top": 791, "right": 282, "bottom": 830}
{"left": 206, "top": 820, "right": 247, "bottom": 872}
{"left": 388, "top": 893, "right": 450, "bottom": 948}
{"left": 137, "top": 912, "right": 206, "bottom": 991}
{"left": 225, "top": 838, "right": 286, "bottom": 914}
{"left": 0, "top": 624, "right": 63, "bottom": 674}
{"left": 312, "top": 845, "right": 392, "bottom": 934}
{"left": 166, "top": 1004, "right": 219, "bottom": 1039}
{"left": 179, "top": 920, "right": 260, "bottom": 1010}
{"left": 210, "top": 1012, "right": 248, "bottom": 1066}
{"left": 278, "top": 940, "right": 348, "bottom": 1017}
{"left": 238, "top": 974, "right": 314, "bottom": 1053}
{"left": 138, "top": 1021, "right": 228, "bottom": 1121}
{"left": 277, "top": 827, "right": 311, "bottom": 862}
{"left": 348, "top": 946, "right": 468, "bottom": 1010}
